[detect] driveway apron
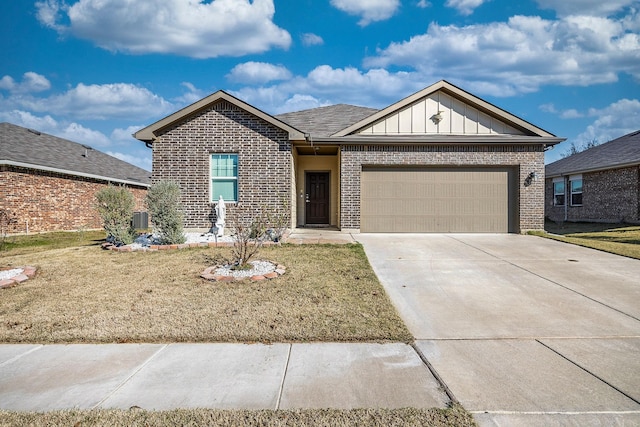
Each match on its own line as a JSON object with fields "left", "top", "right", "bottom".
{"left": 357, "top": 233, "right": 640, "bottom": 426}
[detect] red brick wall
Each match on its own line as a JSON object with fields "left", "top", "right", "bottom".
{"left": 151, "top": 100, "right": 292, "bottom": 229}
{"left": 340, "top": 144, "right": 545, "bottom": 232}
{"left": 1, "top": 166, "right": 147, "bottom": 234}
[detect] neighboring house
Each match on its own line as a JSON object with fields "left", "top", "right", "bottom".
{"left": 545, "top": 130, "right": 640, "bottom": 224}
{"left": 135, "top": 80, "right": 563, "bottom": 233}
{"left": 0, "top": 122, "right": 151, "bottom": 234}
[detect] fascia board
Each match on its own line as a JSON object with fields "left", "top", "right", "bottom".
{"left": 1, "top": 160, "right": 151, "bottom": 188}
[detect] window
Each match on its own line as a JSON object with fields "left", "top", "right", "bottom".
{"left": 210, "top": 154, "right": 238, "bottom": 202}
{"left": 553, "top": 179, "right": 565, "bottom": 206}
{"left": 570, "top": 175, "right": 583, "bottom": 206}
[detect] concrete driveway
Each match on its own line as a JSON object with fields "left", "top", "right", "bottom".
{"left": 357, "top": 233, "right": 640, "bottom": 426}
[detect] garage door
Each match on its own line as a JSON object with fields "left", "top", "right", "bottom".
{"left": 361, "top": 167, "right": 516, "bottom": 233}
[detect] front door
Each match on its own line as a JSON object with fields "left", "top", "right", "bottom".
{"left": 305, "top": 172, "right": 330, "bottom": 225}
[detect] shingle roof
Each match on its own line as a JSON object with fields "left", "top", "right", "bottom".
{"left": 0, "top": 122, "right": 151, "bottom": 186}
{"left": 275, "top": 104, "right": 379, "bottom": 137}
{"left": 546, "top": 130, "right": 640, "bottom": 177}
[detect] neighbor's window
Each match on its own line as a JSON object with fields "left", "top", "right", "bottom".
{"left": 570, "top": 176, "right": 583, "bottom": 206}
{"left": 553, "top": 179, "right": 565, "bottom": 206}
{"left": 210, "top": 154, "right": 238, "bottom": 202}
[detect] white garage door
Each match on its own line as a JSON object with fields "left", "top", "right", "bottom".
{"left": 361, "top": 167, "right": 516, "bottom": 233}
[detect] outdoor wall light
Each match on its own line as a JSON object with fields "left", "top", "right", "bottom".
{"left": 528, "top": 171, "right": 538, "bottom": 181}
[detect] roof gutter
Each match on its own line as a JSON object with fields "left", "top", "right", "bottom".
{"left": 309, "top": 135, "right": 566, "bottom": 145}
{"left": 1, "top": 160, "right": 151, "bottom": 188}
{"left": 546, "top": 161, "right": 640, "bottom": 179}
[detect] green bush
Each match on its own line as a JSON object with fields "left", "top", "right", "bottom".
{"left": 95, "top": 186, "right": 136, "bottom": 245}
{"left": 146, "top": 181, "right": 186, "bottom": 245}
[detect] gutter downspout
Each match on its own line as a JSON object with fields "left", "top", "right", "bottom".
{"left": 564, "top": 175, "right": 568, "bottom": 222}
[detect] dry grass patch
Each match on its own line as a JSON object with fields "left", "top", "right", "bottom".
{"left": 0, "top": 244, "right": 412, "bottom": 343}
{"left": 532, "top": 222, "right": 640, "bottom": 260}
{"left": 0, "top": 406, "right": 476, "bottom": 427}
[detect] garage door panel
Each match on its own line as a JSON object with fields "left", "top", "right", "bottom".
{"left": 361, "top": 168, "right": 515, "bottom": 233}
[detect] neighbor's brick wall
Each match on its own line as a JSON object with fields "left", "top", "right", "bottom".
{"left": 152, "top": 100, "right": 292, "bottom": 229}
{"left": 545, "top": 166, "right": 640, "bottom": 223}
{"left": 0, "top": 166, "right": 147, "bottom": 234}
{"left": 340, "top": 144, "right": 545, "bottom": 232}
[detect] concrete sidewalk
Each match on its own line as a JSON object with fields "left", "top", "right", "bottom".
{"left": 0, "top": 342, "right": 449, "bottom": 412}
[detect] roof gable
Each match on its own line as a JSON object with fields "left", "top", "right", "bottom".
{"left": 0, "top": 122, "right": 151, "bottom": 186}
{"left": 333, "top": 80, "right": 556, "bottom": 138}
{"left": 135, "top": 90, "right": 305, "bottom": 142}
{"left": 546, "top": 130, "right": 640, "bottom": 177}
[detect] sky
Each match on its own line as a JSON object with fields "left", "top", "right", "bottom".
{"left": 1, "top": 0, "right": 639, "bottom": 172}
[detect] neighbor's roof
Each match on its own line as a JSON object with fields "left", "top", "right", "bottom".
{"left": 0, "top": 122, "right": 151, "bottom": 186}
{"left": 546, "top": 130, "right": 640, "bottom": 177}
{"left": 275, "top": 104, "right": 378, "bottom": 138}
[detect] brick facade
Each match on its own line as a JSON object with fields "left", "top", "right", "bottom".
{"left": 1, "top": 165, "right": 147, "bottom": 234}
{"left": 545, "top": 166, "right": 640, "bottom": 223}
{"left": 340, "top": 144, "right": 545, "bottom": 232}
{"left": 152, "top": 100, "right": 292, "bottom": 229}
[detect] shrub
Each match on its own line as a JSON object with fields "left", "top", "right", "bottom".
{"left": 95, "top": 185, "right": 136, "bottom": 245}
{"left": 0, "top": 209, "right": 17, "bottom": 251}
{"left": 145, "top": 181, "right": 186, "bottom": 245}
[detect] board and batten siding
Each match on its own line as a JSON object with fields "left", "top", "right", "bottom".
{"left": 357, "top": 90, "right": 525, "bottom": 136}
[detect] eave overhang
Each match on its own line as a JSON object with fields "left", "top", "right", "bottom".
{"left": 545, "top": 161, "right": 640, "bottom": 179}
{"left": 307, "top": 135, "right": 565, "bottom": 146}
{"left": 134, "top": 90, "right": 306, "bottom": 144}
{"left": 1, "top": 160, "right": 151, "bottom": 187}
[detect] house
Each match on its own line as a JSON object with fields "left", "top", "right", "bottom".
{"left": 545, "top": 130, "right": 640, "bottom": 224}
{"left": 0, "top": 122, "right": 150, "bottom": 234}
{"left": 134, "top": 80, "right": 563, "bottom": 233}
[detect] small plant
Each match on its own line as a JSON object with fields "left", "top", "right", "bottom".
{"left": 145, "top": 180, "right": 186, "bottom": 245}
{"left": 95, "top": 185, "right": 136, "bottom": 245}
{"left": 0, "top": 209, "right": 17, "bottom": 251}
{"left": 263, "top": 198, "right": 290, "bottom": 242}
{"left": 229, "top": 207, "right": 268, "bottom": 269}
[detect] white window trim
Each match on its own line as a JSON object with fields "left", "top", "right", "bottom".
{"left": 552, "top": 177, "right": 566, "bottom": 206}
{"left": 210, "top": 153, "right": 238, "bottom": 203}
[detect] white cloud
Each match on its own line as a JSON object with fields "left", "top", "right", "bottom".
{"left": 365, "top": 13, "right": 640, "bottom": 97}
{"left": 227, "top": 62, "right": 292, "bottom": 84}
{"left": 0, "top": 110, "right": 112, "bottom": 147}
{"left": 1, "top": 82, "right": 173, "bottom": 120}
{"left": 0, "top": 72, "right": 51, "bottom": 93}
{"left": 110, "top": 125, "right": 144, "bottom": 143}
{"left": 301, "top": 33, "right": 324, "bottom": 46}
{"left": 416, "top": 0, "right": 431, "bottom": 8}
{"left": 445, "top": 0, "right": 487, "bottom": 16}
{"left": 107, "top": 150, "right": 152, "bottom": 171}
{"left": 575, "top": 98, "right": 640, "bottom": 144}
{"left": 535, "top": 0, "right": 636, "bottom": 17}
{"left": 231, "top": 65, "right": 424, "bottom": 114}
{"left": 36, "top": 0, "right": 291, "bottom": 58}
{"left": 560, "top": 109, "right": 583, "bottom": 119}
{"left": 330, "top": 0, "right": 400, "bottom": 26}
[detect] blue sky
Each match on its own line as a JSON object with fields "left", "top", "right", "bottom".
{"left": 1, "top": 0, "right": 639, "bottom": 171}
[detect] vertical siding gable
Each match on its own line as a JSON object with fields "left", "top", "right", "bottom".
{"left": 357, "top": 90, "right": 525, "bottom": 136}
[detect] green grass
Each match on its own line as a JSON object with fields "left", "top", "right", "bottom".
{"left": 530, "top": 221, "right": 640, "bottom": 259}
{"left": 0, "top": 230, "right": 106, "bottom": 255}
{"left": 0, "top": 406, "right": 477, "bottom": 427}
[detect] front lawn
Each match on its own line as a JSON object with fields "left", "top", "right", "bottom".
{"left": 0, "top": 243, "right": 412, "bottom": 343}
{"left": 531, "top": 221, "right": 640, "bottom": 259}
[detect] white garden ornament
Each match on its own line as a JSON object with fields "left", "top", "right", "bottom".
{"left": 215, "top": 195, "right": 226, "bottom": 237}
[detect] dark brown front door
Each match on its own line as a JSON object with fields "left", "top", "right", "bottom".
{"left": 305, "top": 172, "right": 330, "bottom": 225}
